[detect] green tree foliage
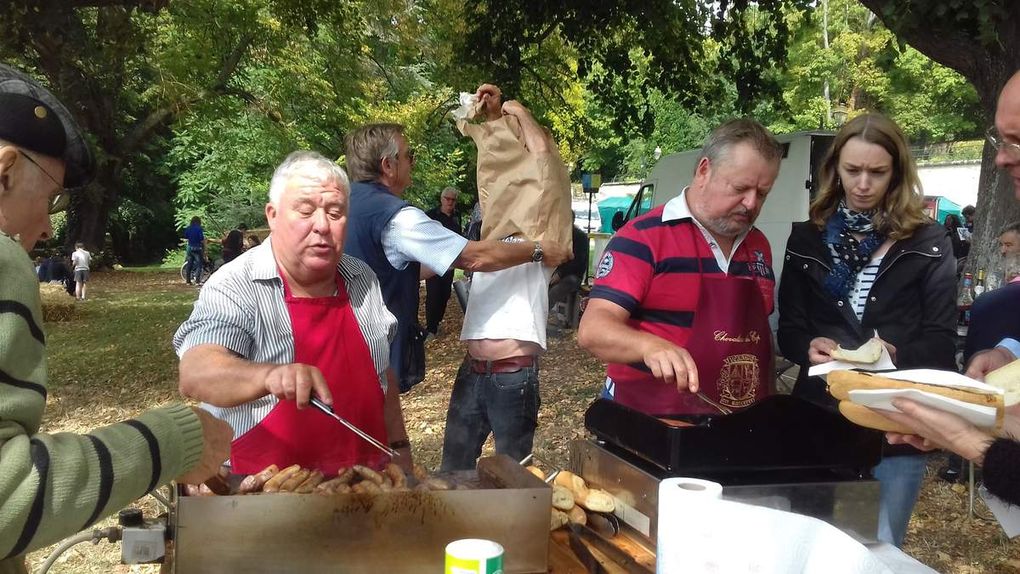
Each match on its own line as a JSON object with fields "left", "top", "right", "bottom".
{"left": 856, "top": 0, "right": 1020, "bottom": 277}
{"left": 775, "top": 0, "right": 981, "bottom": 143}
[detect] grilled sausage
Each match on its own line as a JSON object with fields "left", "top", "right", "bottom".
{"left": 239, "top": 464, "right": 280, "bottom": 494}
{"left": 294, "top": 470, "right": 325, "bottom": 493}
{"left": 352, "top": 480, "right": 383, "bottom": 495}
{"left": 353, "top": 465, "right": 385, "bottom": 485}
{"left": 316, "top": 476, "right": 346, "bottom": 494}
{"left": 412, "top": 463, "right": 430, "bottom": 483}
{"left": 384, "top": 463, "right": 408, "bottom": 490}
{"left": 335, "top": 466, "right": 355, "bottom": 485}
{"left": 424, "top": 477, "right": 452, "bottom": 491}
{"left": 278, "top": 469, "right": 311, "bottom": 492}
{"left": 263, "top": 464, "right": 301, "bottom": 493}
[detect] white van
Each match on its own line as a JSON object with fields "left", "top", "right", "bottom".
{"left": 614, "top": 131, "right": 836, "bottom": 287}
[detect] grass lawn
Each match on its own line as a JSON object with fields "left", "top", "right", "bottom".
{"left": 22, "top": 270, "right": 1020, "bottom": 573}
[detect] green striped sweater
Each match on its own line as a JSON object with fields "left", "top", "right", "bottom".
{"left": 0, "top": 234, "right": 205, "bottom": 571}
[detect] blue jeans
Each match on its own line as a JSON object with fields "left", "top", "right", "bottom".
{"left": 440, "top": 356, "right": 541, "bottom": 471}
{"left": 874, "top": 454, "right": 927, "bottom": 547}
{"left": 185, "top": 246, "right": 204, "bottom": 283}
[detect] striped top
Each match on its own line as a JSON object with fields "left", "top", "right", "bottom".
{"left": 850, "top": 255, "right": 883, "bottom": 320}
{"left": 172, "top": 237, "right": 397, "bottom": 439}
{"left": 590, "top": 193, "right": 775, "bottom": 385}
{"left": 0, "top": 233, "right": 204, "bottom": 565}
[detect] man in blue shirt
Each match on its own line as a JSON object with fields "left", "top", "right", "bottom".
{"left": 183, "top": 216, "right": 206, "bottom": 285}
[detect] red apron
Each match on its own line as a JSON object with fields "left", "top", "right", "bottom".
{"left": 230, "top": 272, "right": 389, "bottom": 474}
{"left": 615, "top": 230, "right": 774, "bottom": 416}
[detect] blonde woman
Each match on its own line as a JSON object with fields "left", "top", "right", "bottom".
{"left": 777, "top": 113, "right": 957, "bottom": 547}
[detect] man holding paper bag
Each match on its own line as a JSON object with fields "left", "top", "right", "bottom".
{"left": 440, "top": 84, "right": 572, "bottom": 470}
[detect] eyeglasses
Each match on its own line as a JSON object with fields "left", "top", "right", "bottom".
{"left": 18, "top": 150, "right": 68, "bottom": 214}
{"left": 986, "top": 127, "right": 1020, "bottom": 161}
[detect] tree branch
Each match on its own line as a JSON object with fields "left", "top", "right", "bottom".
{"left": 121, "top": 33, "right": 254, "bottom": 155}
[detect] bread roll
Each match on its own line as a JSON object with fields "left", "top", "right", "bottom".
{"left": 554, "top": 470, "right": 590, "bottom": 505}
{"left": 552, "top": 485, "right": 575, "bottom": 511}
{"left": 525, "top": 465, "right": 545, "bottom": 480}
{"left": 550, "top": 509, "right": 569, "bottom": 531}
{"left": 567, "top": 505, "right": 587, "bottom": 526}
{"left": 830, "top": 338, "right": 884, "bottom": 363}
{"left": 580, "top": 489, "right": 615, "bottom": 513}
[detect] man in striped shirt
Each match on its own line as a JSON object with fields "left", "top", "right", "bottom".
{"left": 0, "top": 64, "right": 232, "bottom": 572}
{"left": 579, "top": 119, "right": 782, "bottom": 415}
{"left": 174, "top": 151, "right": 414, "bottom": 474}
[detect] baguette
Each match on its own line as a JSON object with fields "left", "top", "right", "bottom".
{"left": 567, "top": 505, "right": 587, "bottom": 526}
{"left": 550, "top": 509, "right": 569, "bottom": 531}
{"left": 837, "top": 401, "right": 913, "bottom": 434}
{"left": 828, "top": 370, "right": 1005, "bottom": 431}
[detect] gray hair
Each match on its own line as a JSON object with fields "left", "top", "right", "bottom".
{"left": 344, "top": 123, "right": 404, "bottom": 183}
{"left": 696, "top": 118, "right": 783, "bottom": 174}
{"left": 441, "top": 186, "right": 459, "bottom": 199}
{"left": 999, "top": 220, "right": 1020, "bottom": 237}
{"left": 268, "top": 151, "right": 349, "bottom": 205}
{"left": 1005, "top": 253, "right": 1020, "bottom": 282}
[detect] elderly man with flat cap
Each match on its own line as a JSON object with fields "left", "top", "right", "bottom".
{"left": 0, "top": 64, "right": 231, "bottom": 572}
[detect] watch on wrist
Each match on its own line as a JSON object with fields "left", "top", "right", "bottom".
{"left": 531, "top": 241, "right": 544, "bottom": 263}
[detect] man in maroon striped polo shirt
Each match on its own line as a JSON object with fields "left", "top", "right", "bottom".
{"left": 579, "top": 119, "right": 782, "bottom": 415}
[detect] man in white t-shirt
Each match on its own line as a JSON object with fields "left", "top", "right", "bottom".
{"left": 71, "top": 241, "right": 91, "bottom": 301}
{"left": 440, "top": 85, "right": 567, "bottom": 470}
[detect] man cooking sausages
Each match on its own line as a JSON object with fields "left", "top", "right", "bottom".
{"left": 578, "top": 119, "right": 782, "bottom": 415}
{"left": 174, "top": 151, "right": 413, "bottom": 474}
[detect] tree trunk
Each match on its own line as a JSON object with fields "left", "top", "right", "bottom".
{"left": 858, "top": 0, "right": 1020, "bottom": 282}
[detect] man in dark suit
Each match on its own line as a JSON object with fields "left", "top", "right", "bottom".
{"left": 424, "top": 187, "right": 463, "bottom": 337}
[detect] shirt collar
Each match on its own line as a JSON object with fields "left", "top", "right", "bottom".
{"left": 249, "top": 235, "right": 365, "bottom": 283}
{"left": 662, "top": 187, "right": 695, "bottom": 223}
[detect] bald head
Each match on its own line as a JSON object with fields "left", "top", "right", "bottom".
{"left": 995, "top": 71, "right": 1020, "bottom": 198}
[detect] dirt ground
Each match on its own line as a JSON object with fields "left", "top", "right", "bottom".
{"left": 22, "top": 271, "right": 1020, "bottom": 573}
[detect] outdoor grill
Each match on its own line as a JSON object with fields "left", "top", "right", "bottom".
{"left": 573, "top": 395, "right": 886, "bottom": 543}
{"left": 163, "top": 456, "right": 551, "bottom": 573}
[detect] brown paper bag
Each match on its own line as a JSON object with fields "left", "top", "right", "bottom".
{"left": 458, "top": 115, "right": 573, "bottom": 248}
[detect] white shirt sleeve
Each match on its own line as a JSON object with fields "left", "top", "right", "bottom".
{"left": 997, "top": 338, "right": 1020, "bottom": 360}
{"left": 381, "top": 206, "right": 469, "bottom": 275}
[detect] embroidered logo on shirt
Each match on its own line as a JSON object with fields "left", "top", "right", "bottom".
{"left": 596, "top": 252, "right": 614, "bottom": 279}
{"left": 749, "top": 250, "right": 771, "bottom": 278}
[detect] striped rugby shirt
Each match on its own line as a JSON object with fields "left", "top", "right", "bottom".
{"left": 172, "top": 237, "right": 397, "bottom": 439}
{"left": 0, "top": 233, "right": 204, "bottom": 566}
{"left": 590, "top": 193, "right": 775, "bottom": 387}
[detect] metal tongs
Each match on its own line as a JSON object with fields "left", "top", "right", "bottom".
{"left": 309, "top": 397, "right": 399, "bottom": 457}
{"left": 694, "top": 391, "right": 733, "bottom": 415}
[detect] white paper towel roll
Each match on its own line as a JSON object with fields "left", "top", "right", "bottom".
{"left": 655, "top": 477, "right": 895, "bottom": 574}
{"left": 656, "top": 477, "right": 723, "bottom": 574}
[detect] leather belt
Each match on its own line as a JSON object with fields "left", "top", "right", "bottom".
{"left": 469, "top": 355, "right": 538, "bottom": 374}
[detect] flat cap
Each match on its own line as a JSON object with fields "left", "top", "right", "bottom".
{"left": 0, "top": 63, "right": 95, "bottom": 188}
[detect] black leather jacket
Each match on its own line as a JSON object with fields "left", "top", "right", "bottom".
{"left": 778, "top": 220, "right": 958, "bottom": 400}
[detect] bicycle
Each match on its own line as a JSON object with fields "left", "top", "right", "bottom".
{"left": 180, "top": 255, "right": 215, "bottom": 284}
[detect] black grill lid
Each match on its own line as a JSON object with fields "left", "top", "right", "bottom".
{"left": 584, "top": 395, "right": 882, "bottom": 476}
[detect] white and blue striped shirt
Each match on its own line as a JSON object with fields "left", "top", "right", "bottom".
{"left": 172, "top": 237, "right": 396, "bottom": 438}
{"left": 850, "top": 254, "right": 883, "bottom": 320}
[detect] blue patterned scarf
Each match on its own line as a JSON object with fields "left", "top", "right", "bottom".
{"left": 823, "top": 200, "right": 885, "bottom": 301}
